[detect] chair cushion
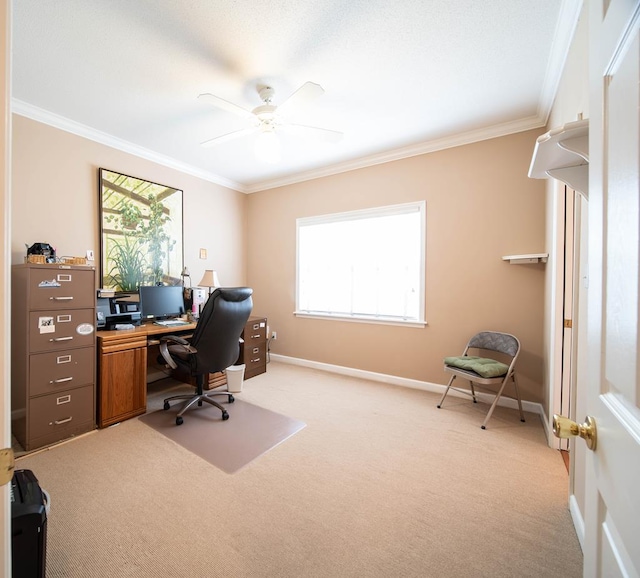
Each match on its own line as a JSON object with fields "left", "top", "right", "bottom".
{"left": 444, "top": 356, "right": 509, "bottom": 378}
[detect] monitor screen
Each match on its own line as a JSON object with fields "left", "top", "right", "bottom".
{"left": 139, "top": 285, "right": 185, "bottom": 320}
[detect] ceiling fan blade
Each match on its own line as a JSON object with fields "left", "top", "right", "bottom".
{"left": 280, "top": 123, "right": 343, "bottom": 143}
{"left": 200, "top": 127, "right": 257, "bottom": 148}
{"left": 277, "top": 82, "right": 325, "bottom": 115}
{"left": 198, "top": 93, "right": 255, "bottom": 119}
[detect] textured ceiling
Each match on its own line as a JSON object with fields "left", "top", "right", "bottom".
{"left": 11, "top": 1, "right": 582, "bottom": 192}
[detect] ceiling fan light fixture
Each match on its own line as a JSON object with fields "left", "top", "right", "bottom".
{"left": 254, "top": 129, "right": 281, "bottom": 164}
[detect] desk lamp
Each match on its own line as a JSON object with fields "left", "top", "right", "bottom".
{"left": 198, "top": 270, "right": 220, "bottom": 295}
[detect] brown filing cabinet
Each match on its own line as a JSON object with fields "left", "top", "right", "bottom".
{"left": 11, "top": 264, "right": 97, "bottom": 451}
{"left": 239, "top": 316, "right": 267, "bottom": 379}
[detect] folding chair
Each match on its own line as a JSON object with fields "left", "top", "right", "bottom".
{"left": 436, "top": 331, "right": 525, "bottom": 429}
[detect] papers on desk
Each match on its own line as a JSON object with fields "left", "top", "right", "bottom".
{"left": 154, "top": 319, "right": 190, "bottom": 327}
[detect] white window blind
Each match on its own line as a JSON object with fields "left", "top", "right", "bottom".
{"left": 296, "top": 201, "right": 426, "bottom": 325}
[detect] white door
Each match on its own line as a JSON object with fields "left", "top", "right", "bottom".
{"left": 1, "top": 1, "right": 11, "bottom": 575}
{"left": 584, "top": 1, "right": 640, "bottom": 575}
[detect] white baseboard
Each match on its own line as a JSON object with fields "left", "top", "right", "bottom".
{"left": 270, "top": 354, "right": 545, "bottom": 421}
{"left": 569, "top": 493, "right": 585, "bottom": 551}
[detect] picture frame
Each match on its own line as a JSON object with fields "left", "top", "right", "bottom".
{"left": 99, "top": 168, "right": 184, "bottom": 292}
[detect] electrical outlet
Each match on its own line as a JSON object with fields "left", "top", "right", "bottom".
{"left": 271, "top": 331, "right": 277, "bottom": 340}
{"left": 86, "top": 250, "right": 94, "bottom": 261}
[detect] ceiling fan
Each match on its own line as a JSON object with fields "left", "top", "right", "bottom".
{"left": 198, "top": 81, "right": 343, "bottom": 151}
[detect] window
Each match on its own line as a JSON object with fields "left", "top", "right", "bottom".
{"left": 296, "top": 201, "right": 426, "bottom": 326}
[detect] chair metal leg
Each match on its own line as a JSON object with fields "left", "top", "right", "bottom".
{"left": 437, "top": 375, "right": 456, "bottom": 408}
{"left": 511, "top": 373, "right": 526, "bottom": 422}
{"left": 469, "top": 381, "right": 477, "bottom": 403}
{"left": 480, "top": 378, "right": 511, "bottom": 429}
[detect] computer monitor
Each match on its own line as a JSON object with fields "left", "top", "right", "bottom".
{"left": 138, "top": 285, "right": 186, "bottom": 321}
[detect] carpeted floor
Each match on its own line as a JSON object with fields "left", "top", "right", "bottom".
{"left": 15, "top": 362, "right": 583, "bottom": 578}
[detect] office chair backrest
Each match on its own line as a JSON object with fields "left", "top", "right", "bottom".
{"left": 467, "top": 331, "right": 520, "bottom": 359}
{"left": 189, "top": 287, "right": 253, "bottom": 375}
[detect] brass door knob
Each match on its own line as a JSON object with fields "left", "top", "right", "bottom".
{"left": 553, "top": 414, "right": 597, "bottom": 450}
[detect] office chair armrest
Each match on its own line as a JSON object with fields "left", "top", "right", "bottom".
{"left": 158, "top": 336, "right": 198, "bottom": 370}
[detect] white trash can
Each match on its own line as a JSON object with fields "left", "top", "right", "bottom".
{"left": 225, "top": 364, "right": 246, "bottom": 393}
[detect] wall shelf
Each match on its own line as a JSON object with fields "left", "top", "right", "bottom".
{"left": 502, "top": 253, "right": 548, "bottom": 265}
{"left": 528, "top": 119, "right": 589, "bottom": 196}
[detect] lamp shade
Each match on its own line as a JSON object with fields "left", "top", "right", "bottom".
{"left": 198, "top": 270, "right": 220, "bottom": 290}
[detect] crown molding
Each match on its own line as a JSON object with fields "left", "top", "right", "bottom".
{"left": 12, "top": 97, "right": 547, "bottom": 195}
{"left": 535, "top": 0, "right": 584, "bottom": 126}
{"left": 10, "top": 99, "right": 246, "bottom": 192}
{"left": 244, "top": 114, "right": 547, "bottom": 193}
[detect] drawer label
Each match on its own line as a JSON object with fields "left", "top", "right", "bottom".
{"left": 56, "top": 355, "right": 72, "bottom": 364}
{"left": 76, "top": 323, "right": 94, "bottom": 336}
{"left": 38, "top": 316, "right": 55, "bottom": 334}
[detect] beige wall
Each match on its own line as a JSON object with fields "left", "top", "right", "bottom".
{"left": 11, "top": 115, "right": 247, "bottom": 290}
{"left": 247, "top": 129, "right": 548, "bottom": 403}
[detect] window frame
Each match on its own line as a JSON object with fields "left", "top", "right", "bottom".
{"left": 295, "top": 201, "right": 427, "bottom": 327}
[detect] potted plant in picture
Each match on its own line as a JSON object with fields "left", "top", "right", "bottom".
{"left": 106, "top": 234, "right": 147, "bottom": 291}
{"left": 139, "top": 194, "right": 176, "bottom": 285}
{"left": 118, "top": 200, "right": 143, "bottom": 230}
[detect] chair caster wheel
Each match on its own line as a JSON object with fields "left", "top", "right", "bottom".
{"left": 481, "top": 425, "right": 486, "bottom": 430}
{"left": 222, "top": 411, "right": 229, "bottom": 421}
{"left": 176, "top": 416, "right": 183, "bottom": 426}
{"left": 436, "top": 405, "right": 441, "bottom": 408}
{"left": 163, "top": 401, "right": 170, "bottom": 411}
{"left": 229, "top": 394, "right": 235, "bottom": 403}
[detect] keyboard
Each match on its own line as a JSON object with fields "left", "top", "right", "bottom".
{"left": 154, "top": 319, "right": 190, "bottom": 327}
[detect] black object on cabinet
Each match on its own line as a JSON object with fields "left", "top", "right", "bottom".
{"left": 11, "top": 469, "right": 47, "bottom": 578}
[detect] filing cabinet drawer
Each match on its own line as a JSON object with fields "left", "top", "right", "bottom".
{"left": 28, "top": 384, "right": 94, "bottom": 447}
{"left": 29, "top": 308, "right": 95, "bottom": 353}
{"left": 244, "top": 343, "right": 267, "bottom": 378}
{"left": 29, "top": 347, "right": 95, "bottom": 396}
{"left": 28, "top": 267, "right": 95, "bottom": 310}
{"left": 244, "top": 318, "right": 266, "bottom": 346}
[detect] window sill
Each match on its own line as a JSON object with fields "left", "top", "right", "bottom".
{"left": 294, "top": 311, "right": 427, "bottom": 328}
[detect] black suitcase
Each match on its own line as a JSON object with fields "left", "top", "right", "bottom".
{"left": 11, "top": 469, "right": 47, "bottom": 578}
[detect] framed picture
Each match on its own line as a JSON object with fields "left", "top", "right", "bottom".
{"left": 99, "top": 168, "right": 183, "bottom": 292}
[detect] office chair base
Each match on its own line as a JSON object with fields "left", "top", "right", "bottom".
{"left": 163, "top": 391, "right": 233, "bottom": 425}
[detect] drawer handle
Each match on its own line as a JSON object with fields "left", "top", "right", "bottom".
{"left": 251, "top": 357, "right": 261, "bottom": 363}
{"left": 252, "top": 347, "right": 259, "bottom": 354}
{"left": 251, "top": 334, "right": 261, "bottom": 339}
{"left": 253, "top": 324, "right": 260, "bottom": 330}
{"left": 50, "top": 336, "right": 73, "bottom": 342}
{"left": 49, "top": 296, "right": 74, "bottom": 301}
{"left": 53, "top": 417, "right": 73, "bottom": 426}
{"left": 50, "top": 377, "right": 73, "bottom": 384}
{"left": 57, "top": 395, "right": 71, "bottom": 405}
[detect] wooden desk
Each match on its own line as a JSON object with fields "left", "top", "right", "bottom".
{"left": 97, "top": 322, "right": 196, "bottom": 428}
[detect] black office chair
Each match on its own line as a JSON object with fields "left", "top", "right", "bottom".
{"left": 158, "top": 287, "right": 253, "bottom": 425}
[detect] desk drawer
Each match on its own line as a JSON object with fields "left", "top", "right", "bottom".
{"left": 28, "top": 384, "right": 94, "bottom": 448}
{"left": 29, "top": 309, "right": 95, "bottom": 353}
{"left": 28, "top": 268, "right": 95, "bottom": 310}
{"left": 29, "top": 347, "right": 94, "bottom": 396}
